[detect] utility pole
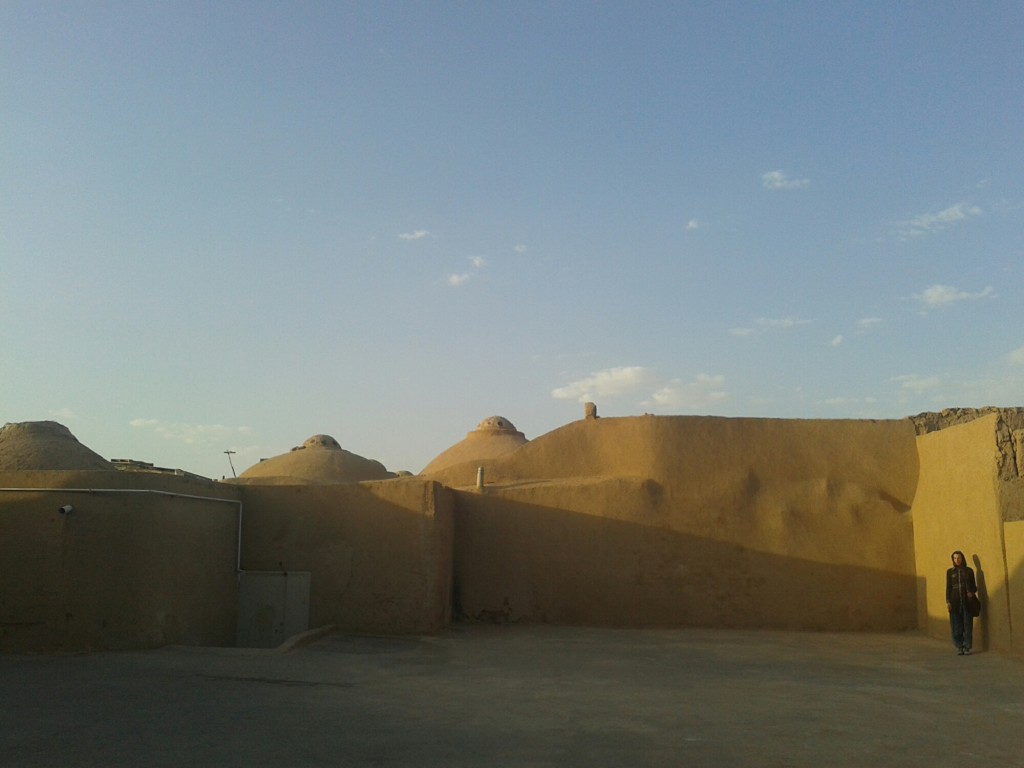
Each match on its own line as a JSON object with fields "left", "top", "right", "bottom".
{"left": 224, "top": 449, "right": 237, "bottom": 478}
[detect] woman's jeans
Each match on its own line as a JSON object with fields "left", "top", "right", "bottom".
{"left": 950, "top": 605, "right": 973, "bottom": 650}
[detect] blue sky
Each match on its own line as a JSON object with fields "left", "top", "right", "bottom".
{"left": 2, "top": 2, "right": 1022, "bottom": 478}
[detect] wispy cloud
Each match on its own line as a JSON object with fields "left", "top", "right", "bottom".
{"left": 129, "top": 419, "right": 256, "bottom": 446}
{"left": 830, "top": 335, "right": 844, "bottom": 347}
{"left": 48, "top": 407, "right": 78, "bottom": 421}
{"left": 730, "top": 317, "right": 812, "bottom": 337}
{"left": 819, "top": 396, "right": 877, "bottom": 407}
{"left": 889, "top": 367, "right": 1024, "bottom": 409}
{"left": 857, "top": 317, "right": 883, "bottom": 333}
{"left": 445, "top": 255, "right": 486, "bottom": 287}
{"left": 551, "top": 367, "right": 728, "bottom": 410}
{"left": 762, "top": 170, "right": 810, "bottom": 190}
{"left": 897, "top": 202, "right": 981, "bottom": 239}
{"left": 912, "top": 284, "right": 994, "bottom": 309}
{"left": 891, "top": 374, "right": 943, "bottom": 394}
{"left": 552, "top": 366, "right": 659, "bottom": 402}
{"left": 1008, "top": 345, "right": 1024, "bottom": 365}
{"left": 398, "top": 229, "right": 430, "bottom": 241}
{"left": 513, "top": 244, "right": 527, "bottom": 254}
{"left": 643, "top": 374, "right": 728, "bottom": 409}
{"left": 758, "top": 317, "right": 810, "bottom": 329}
{"left": 685, "top": 218, "right": 704, "bottom": 231}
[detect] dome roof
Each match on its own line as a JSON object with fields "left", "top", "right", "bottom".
{"left": 0, "top": 421, "right": 113, "bottom": 471}
{"left": 236, "top": 433, "right": 393, "bottom": 484}
{"left": 420, "top": 416, "right": 528, "bottom": 475}
{"left": 301, "top": 434, "right": 342, "bottom": 450}
{"left": 474, "top": 416, "right": 520, "bottom": 432}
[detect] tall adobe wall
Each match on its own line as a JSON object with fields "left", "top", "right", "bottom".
{"left": 911, "top": 413, "right": 1024, "bottom": 657}
{"left": 447, "top": 416, "right": 920, "bottom": 631}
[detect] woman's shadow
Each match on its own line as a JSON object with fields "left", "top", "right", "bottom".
{"left": 972, "top": 554, "right": 988, "bottom": 651}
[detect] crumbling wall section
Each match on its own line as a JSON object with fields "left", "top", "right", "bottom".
{"left": 912, "top": 407, "right": 1024, "bottom": 482}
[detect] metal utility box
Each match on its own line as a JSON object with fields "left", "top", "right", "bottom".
{"left": 236, "top": 571, "right": 311, "bottom": 648}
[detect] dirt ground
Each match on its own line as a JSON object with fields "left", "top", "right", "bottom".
{"left": 3, "top": 625, "right": 1023, "bottom": 767}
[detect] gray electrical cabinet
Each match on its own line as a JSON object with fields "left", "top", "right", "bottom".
{"left": 236, "top": 571, "right": 311, "bottom": 648}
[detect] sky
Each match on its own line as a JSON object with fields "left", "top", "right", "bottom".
{"left": 2, "top": 1, "right": 1023, "bottom": 479}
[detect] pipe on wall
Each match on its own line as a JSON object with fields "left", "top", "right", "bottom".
{"left": 0, "top": 487, "right": 245, "bottom": 574}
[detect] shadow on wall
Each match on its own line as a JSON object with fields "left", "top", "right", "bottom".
{"left": 453, "top": 492, "right": 917, "bottom": 632}
{"left": 237, "top": 479, "right": 454, "bottom": 637}
{"left": 974, "top": 554, "right": 990, "bottom": 649}
{"left": 0, "top": 481, "right": 239, "bottom": 653}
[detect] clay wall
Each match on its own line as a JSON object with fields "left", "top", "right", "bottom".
{"left": 1004, "top": 522, "right": 1024, "bottom": 658}
{"left": 6, "top": 413, "right": 1023, "bottom": 653}
{"left": 910, "top": 415, "right": 1016, "bottom": 654}
{"left": 237, "top": 478, "right": 453, "bottom": 635}
{"left": 450, "top": 417, "right": 920, "bottom": 631}
{"left": 0, "top": 471, "right": 239, "bottom": 652}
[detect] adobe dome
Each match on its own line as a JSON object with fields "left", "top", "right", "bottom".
{"left": 0, "top": 421, "right": 113, "bottom": 471}
{"left": 475, "top": 416, "right": 519, "bottom": 432}
{"left": 420, "top": 416, "right": 528, "bottom": 475}
{"left": 301, "top": 434, "right": 342, "bottom": 450}
{"left": 235, "top": 433, "right": 394, "bottom": 484}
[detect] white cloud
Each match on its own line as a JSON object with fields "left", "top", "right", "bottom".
{"left": 644, "top": 374, "right": 728, "bottom": 409}
{"left": 757, "top": 317, "right": 810, "bottom": 329}
{"left": 857, "top": 317, "right": 883, "bottom": 332}
{"left": 912, "top": 284, "right": 994, "bottom": 309}
{"left": 762, "top": 170, "right": 810, "bottom": 190}
{"left": 820, "top": 396, "right": 878, "bottom": 407}
{"left": 469, "top": 256, "right": 487, "bottom": 269}
{"left": 129, "top": 419, "right": 255, "bottom": 446}
{"left": 897, "top": 202, "right": 981, "bottom": 238}
{"left": 731, "top": 317, "right": 812, "bottom": 337}
{"left": 398, "top": 229, "right": 430, "bottom": 241}
{"left": 513, "top": 244, "right": 527, "bottom": 254}
{"left": 552, "top": 367, "right": 728, "bottom": 411}
{"left": 551, "top": 366, "right": 659, "bottom": 402}
{"left": 891, "top": 374, "right": 943, "bottom": 394}
{"left": 830, "top": 335, "right": 844, "bottom": 347}
{"left": 447, "top": 273, "right": 471, "bottom": 286}
{"left": 1008, "top": 345, "right": 1024, "bottom": 365}
{"left": 685, "top": 219, "right": 703, "bottom": 231}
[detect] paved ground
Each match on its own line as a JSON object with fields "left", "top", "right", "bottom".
{"left": 3, "top": 625, "right": 1023, "bottom": 767}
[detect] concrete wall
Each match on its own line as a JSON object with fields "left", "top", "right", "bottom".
{"left": 0, "top": 471, "right": 240, "bottom": 652}
{"left": 449, "top": 416, "right": 920, "bottom": 631}
{"left": 910, "top": 415, "right": 1013, "bottom": 653}
{"left": 238, "top": 478, "right": 453, "bottom": 635}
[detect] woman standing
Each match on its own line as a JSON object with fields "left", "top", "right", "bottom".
{"left": 946, "top": 550, "right": 979, "bottom": 655}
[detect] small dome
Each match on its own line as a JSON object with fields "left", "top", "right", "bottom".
{"left": 475, "top": 416, "right": 520, "bottom": 433}
{"left": 237, "top": 433, "right": 394, "bottom": 484}
{"left": 298, "top": 434, "right": 342, "bottom": 451}
{"left": 420, "top": 416, "right": 528, "bottom": 475}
